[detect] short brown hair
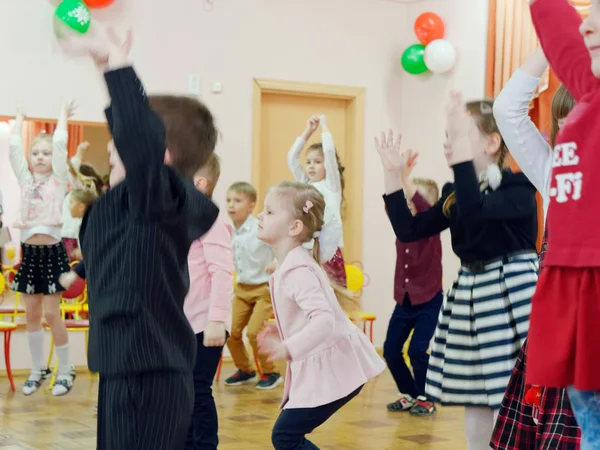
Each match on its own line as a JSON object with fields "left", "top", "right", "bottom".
{"left": 71, "top": 188, "right": 98, "bottom": 208}
{"left": 197, "top": 154, "right": 221, "bottom": 198}
{"left": 228, "top": 182, "right": 257, "bottom": 203}
{"left": 149, "top": 95, "right": 218, "bottom": 179}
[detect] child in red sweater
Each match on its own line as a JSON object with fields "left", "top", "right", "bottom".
{"left": 528, "top": 0, "right": 600, "bottom": 447}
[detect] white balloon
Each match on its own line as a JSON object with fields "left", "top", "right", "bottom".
{"left": 424, "top": 39, "right": 456, "bottom": 74}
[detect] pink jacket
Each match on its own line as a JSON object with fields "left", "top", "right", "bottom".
{"left": 270, "top": 246, "right": 386, "bottom": 409}
{"left": 184, "top": 215, "right": 234, "bottom": 335}
{"left": 9, "top": 130, "right": 69, "bottom": 231}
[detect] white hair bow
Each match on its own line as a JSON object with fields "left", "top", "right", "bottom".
{"left": 315, "top": 218, "right": 342, "bottom": 263}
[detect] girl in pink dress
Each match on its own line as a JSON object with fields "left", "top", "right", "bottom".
{"left": 256, "top": 181, "right": 385, "bottom": 449}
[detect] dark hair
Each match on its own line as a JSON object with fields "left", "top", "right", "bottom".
{"left": 228, "top": 181, "right": 257, "bottom": 203}
{"left": 79, "top": 163, "right": 104, "bottom": 196}
{"left": 442, "top": 100, "right": 508, "bottom": 217}
{"left": 550, "top": 85, "right": 575, "bottom": 147}
{"left": 149, "top": 95, "right": 218, "bottom": 179}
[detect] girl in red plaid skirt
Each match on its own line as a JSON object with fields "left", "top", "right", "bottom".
{"left": 287, "top": 115, "right": 347, "bottom": 287}
{"left": 490, "top": 48, "right": 581, "bottom": 450}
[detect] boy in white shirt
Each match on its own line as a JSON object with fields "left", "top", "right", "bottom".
{"left": 225, "top": 182, "right": 282, "bottom": 390}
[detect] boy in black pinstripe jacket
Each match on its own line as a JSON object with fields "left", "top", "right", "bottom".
{"left": 66, "top": 30, "right": 220, "bottom": 449}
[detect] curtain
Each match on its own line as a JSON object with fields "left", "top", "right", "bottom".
{"left": 22, "top": 121, "right": 83, "bottom": 157}
{"left": 485, "top": 0, "right": 589, "bottom": 251}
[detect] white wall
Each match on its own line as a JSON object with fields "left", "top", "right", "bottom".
{"left": 0, "top": 0, "right": 489, "bottom": 357}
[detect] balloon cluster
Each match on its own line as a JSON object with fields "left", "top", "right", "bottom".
{"left": 54, "top": 0, "right": 114, "bottom": 35}
{"left": 401, "top": 12, "right": 456, "bottom": 75}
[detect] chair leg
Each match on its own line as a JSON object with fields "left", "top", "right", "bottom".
{"left": 253, "top": 352, "right": 263, "bottom": 378}
{"left": 215, "top": 355, "right": 223, "bottom": 382}
{"left": 47, "top": 333, "right": 55, "bottom": 368}
{"left": 4, "top": 330, "right": 15, "bottom": 392}
{"left": 369, "top": 319, "right": 374, "bottom": 343}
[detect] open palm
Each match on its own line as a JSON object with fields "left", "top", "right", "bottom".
{"left": 375, "top": 130, "right": 404, "bottom": 172}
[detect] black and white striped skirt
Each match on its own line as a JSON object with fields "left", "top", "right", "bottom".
{"left": 425, "top": 251, "right": 539, "bottom": 409}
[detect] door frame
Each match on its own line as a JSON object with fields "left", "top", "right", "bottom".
{"left": 251, "top": 78, "right": 365, "bottom": 262}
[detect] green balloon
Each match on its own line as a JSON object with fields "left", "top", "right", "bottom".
{"left": 55, "top": 0, "right": 91, "bottom": 34}
{"left": 401, "top": 44, "right": 428, "bottom": 75}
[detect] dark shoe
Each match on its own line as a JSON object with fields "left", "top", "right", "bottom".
{"left": 409, "top": 396, "right": 436, "bottom": 416}
{"left": 255, "top": 373, "right": 283, "bottom": 390}
{"left": 224, "top": 370, "right": 257, "bottom": 386}
{"left": 387, "top": 394, "right": 416, "bottom": 412}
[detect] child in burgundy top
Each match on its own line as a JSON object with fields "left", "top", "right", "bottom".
{"left": 384, "top": 176, "right": 442, "bottom": 416}
{"left": 528, "top": 0, "right": 600, "bottom": 446}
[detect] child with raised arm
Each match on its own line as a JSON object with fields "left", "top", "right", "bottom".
{"left": 60, "top": 29, "right": 220, "bottom": 449}
{"left": 491, "top": 48, "right": 580, "bottom": 450}
{"left": 377, "top": 94, "right": 539, "bottom": 449}
{"left": 256, "top": 181, "right": 385, "bottom": 449}
{"left": 384, "top": 168, "right": 443, "bottom": 417}
{"left": 287, "top": 115, "right": 346, "bottom": 286}
{"left": 525, "top": 1, "right": 600, "bottom": 446}
{"left": 9, "top": 102, "right": 77, "bottom": 396}
{"left": 184, "top": 154, "right": 233, "bottom": 450}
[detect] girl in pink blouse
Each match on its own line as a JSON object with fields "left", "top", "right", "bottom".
{"left": 256, "top": 181, "right": 385, "bottom": 449}
{"left": 9, "top": 102, "right": 77, "bottom": 397}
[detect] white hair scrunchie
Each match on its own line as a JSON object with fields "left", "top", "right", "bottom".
{"left": 479, "top": 163, "right": 502, "bottom": 191}
{"left": 314, "top": 218, "right": 342, "bottom": 263}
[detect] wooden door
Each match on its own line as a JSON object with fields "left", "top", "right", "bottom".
{"left": 252, "top": 79, "right": 364, "bottom": 263}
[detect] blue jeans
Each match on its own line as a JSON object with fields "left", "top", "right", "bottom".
{"left": 383, "top": 292, "right": 443, "bottom": 398}
{"left": 567, "top": 386, "right": 600, "bottom": 450}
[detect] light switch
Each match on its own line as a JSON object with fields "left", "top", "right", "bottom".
{"left": 211, "top": 82, "right": 223, "bottom": 94}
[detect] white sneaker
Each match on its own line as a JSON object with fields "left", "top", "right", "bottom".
{"left": 22, "top": 367, "right": 52, "bottom": 396}
{"left": 52, "top": 366, "right": 76, "bottom": 396}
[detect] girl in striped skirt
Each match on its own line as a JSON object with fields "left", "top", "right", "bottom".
{"left": 377, "top": 92, "right": 539, "bottom": 450}
{"left": 490, "top": 48, "right": 580, "bottom": 449}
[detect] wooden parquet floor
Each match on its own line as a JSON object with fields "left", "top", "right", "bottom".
{"left": 0, "top": 362, "right": 468, "bottom": 449}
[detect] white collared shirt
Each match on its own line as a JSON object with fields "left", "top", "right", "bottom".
{"left": 232, "top": 215, "right": 273, "bottom": 285}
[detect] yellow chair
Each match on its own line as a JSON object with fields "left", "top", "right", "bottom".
{"left": 0, "top": 320, "right": 17, "bottom": 392}
{"left": 0, "top": 267, "right": 26, "bottom": 323}
{"left": 344, "top": 263, "right": 376, "bottom": 343}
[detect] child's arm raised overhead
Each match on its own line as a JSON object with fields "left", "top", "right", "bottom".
{"left": 318, "top": 115, "right": 342, "bottom": 193}
{"left": 67, "top": 141, "right": 90, "bottom": 189}
{"left": 53, "top": 101, "right": 76, "bottom": 184}
{"left": 376, "top": 130, "right": 450, "bottom": 242}
{"left": 447, "top": 92, "right": 537, "bottom": 220}
{"left": 97, "top": 30, "right": 217, "bottom": 227}
{"left": 287, "top": 116, "right": 318, "bottom": 183}
{"left": 530, "top": 0, "right": 600, "bottom": 100}
{"left": 282, "top": 268, "right": 336, "bottom": 361}
{"left": 493, "top": 48, "right": 553, "bottom": 201}
{"left": 8, "top": 108, "right": 31, "bottom": 183}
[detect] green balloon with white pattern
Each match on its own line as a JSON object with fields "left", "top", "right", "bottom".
{"left": 55, "top": 0, "right": 91, "bottom": 34}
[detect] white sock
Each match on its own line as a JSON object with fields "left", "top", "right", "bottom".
{"left": 55, "top": 343, "right": 71, "bottom": 375}
{"left": 464, "top": 406, "right": 495, "bottom": 450}
{"left": 27, "top": 330, "right": 45, "bottom": 374}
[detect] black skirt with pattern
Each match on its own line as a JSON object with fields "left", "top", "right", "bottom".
{"left": 11, "top": 242, "right": 71, "bottom": 295}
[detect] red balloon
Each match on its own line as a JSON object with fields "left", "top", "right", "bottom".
{"left": 83, "top": 0, "right": 114, "bottom": 8}
{"left": 414, "top": 12, "right": 445, "bottom": 45}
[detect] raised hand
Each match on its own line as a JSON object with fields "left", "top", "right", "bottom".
{"left": 444, "top": 91, "right": 473, "bottom": 166}
{"left": 400, "top": 148, "right": 419, "bottom": 181}
{"left": 64, "top": 100, "right": 78, "bottom": 119}
{"left": 374, "top": 130, "right": 404, "bottom": 172}
{"left": 76, "top": 141, "right": 90, "bottom": 156}
{"left": 15, "top": 106, "right": 26, "bottom": 122}
{"left": 90, "top": 27, "right": 133, "bottom": 71}
{"left": 318, "top": 114, "right": 329, "bottom": 132}
{"left": 302, "top": 115, "right": 320, "bottom": 140}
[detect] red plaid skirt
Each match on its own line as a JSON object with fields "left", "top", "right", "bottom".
{"left": 490, "top": 340, "right": 581, "bottom": 449}
{"left": 322, "top": 248, "right": 346, "bottom": 288}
